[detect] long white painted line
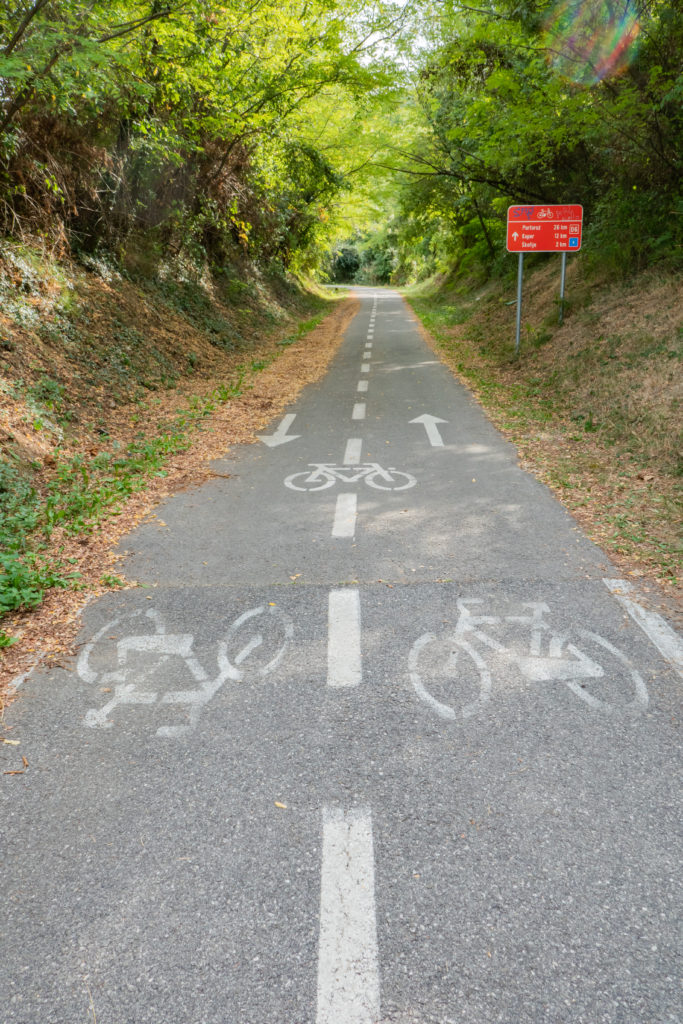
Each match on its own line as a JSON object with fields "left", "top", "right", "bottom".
{"left": 316, "top": 805, "right": 380, "bottom": 1024}
{"left": 357, "top": 380, "right": 368, "bottom": 393}
{"left": 604, "top": 579, "right": 683, "bottom": 676}
{"left": 361, "top": 363, "right": 370, "bottom": 374}
{"left": 332, "top": 494, "right": 357, "bottom": 539}
{"left": 327, "top": 589, "right": 362, "bottom": 688}
{"left": 352, "top": 403, "right": 366, "bottom": 420}
{"left": 344, "top": 438, "right": 363, "bottom": 465}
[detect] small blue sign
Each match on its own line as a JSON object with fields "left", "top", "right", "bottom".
{"left": 569, "top": 238, "right": 579, "bottom": 247}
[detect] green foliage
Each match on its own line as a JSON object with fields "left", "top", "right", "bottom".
{"left": 327, "top": 245, "right": 361, "bottom": 283}
{"left": 0, "top": 0, "right": 403, "bottom": 271}
{"left": 0, "top": 301, "right": 327, "bottom": 619}
{"left": 385, "top": 0, "right": 683, "bottom": 279}
{"left": 0, "top": 460, "right": 79, "bottom": 613}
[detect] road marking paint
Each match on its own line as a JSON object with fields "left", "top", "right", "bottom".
{"left": 343, "top": 438, "right": 363, "bottom": 464}
{"left": 357, "top": 380, "right": 368, "bottom": 393}
{"left": 604, "top": 579, "right": 683, "bottom": 676}
{"left": 361, "top": 363, "right": 370, "bottom": 373}
{"left": 410, "top": 414, "right": 448, "bottom": 447}
{"left": 352, "top": 403, "right": 366, "bottom": 420}
{"left": 257, "top": 413, "right": 301, "bottom": 448}
{"left": 332, "top": 494, "right": 357, "bottom": 539}
{"left": 327, "top": 589, "right": 361, "bottom": 687}
{"left": 316, "top": 806, "right": 380, "bottom": 1024}
{"left": 81, "top": 606, "right": 294, "bottom": 736}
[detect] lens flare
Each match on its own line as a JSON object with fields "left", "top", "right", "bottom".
{"left": 544, "top": 0, "right": 641, "bottom": 84}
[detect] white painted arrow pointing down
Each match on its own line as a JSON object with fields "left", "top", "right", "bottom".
{"left": 409, "top": 414, "right": 448, "bottom": 447}
{"left": 257, "top": 413, "right": 301, "bottom": 447}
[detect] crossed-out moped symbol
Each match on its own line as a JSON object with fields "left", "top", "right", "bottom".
{"left": 80, "top": 605, "right": 293, "bottom": 737}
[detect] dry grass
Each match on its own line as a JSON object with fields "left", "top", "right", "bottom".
{"left": 407, "top": 260, "right": 682, "bottom": 620}
{"left": 0, "top": 250, "right": 358, "bottom": 712}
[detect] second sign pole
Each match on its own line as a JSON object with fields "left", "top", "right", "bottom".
{"left": 515, "top": 252, "right": 524, "bottom": 357}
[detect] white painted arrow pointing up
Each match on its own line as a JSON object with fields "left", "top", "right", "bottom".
{"left": 409, "top": 414, "right": 448, "bottom": 447}
{"left": 257, "top": 413, "right": 301, "bottom": 447}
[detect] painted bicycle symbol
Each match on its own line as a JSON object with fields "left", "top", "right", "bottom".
{"left": 409, "top": 600, "right": 648, "bottom": 720}
{"left": 284, "top": 462, "right": 416, "bottom": 492}
{"left": 79, "top": 605, "right": 293, "bottom": 737}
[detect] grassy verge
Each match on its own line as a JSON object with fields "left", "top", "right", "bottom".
{"left": 0, "top": 263, "right": 330, "bottom": 644}
{"left": 405, "top": 263, "right": 682, "bottom": 593}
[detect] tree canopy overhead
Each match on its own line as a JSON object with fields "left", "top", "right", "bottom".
{"left": 1, "top": 0, "right": 681, "bottom": 277}
{"left": 376, "top": 0, "right": 683, "bottom": 279}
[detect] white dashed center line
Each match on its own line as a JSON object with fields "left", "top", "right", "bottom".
{"left": 357, "top": 380, "right": 368, "bottom": 393}
{"left": 327, "top": 589, "right": 362, "bottom": 687}
{"left": 352, "top": 403, "right": 366, "bottom": 420}
{"left": 316, "top": 805, "right": 380, "bottom": 1024}
{"left": 343, "top": 438, "right": 363, "bottom": 465}
{"left": 332, "top": 494, "right": 357, "bottom": 539}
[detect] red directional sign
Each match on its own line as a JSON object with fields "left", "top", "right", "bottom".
{"left": 507, "top": 205, "right": 583, "bottom": 253}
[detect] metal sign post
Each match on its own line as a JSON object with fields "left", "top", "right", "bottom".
{"left": 559, "top": 251, "right": 567, "bottom": 325}
{"left": 506, "top": 205, "right": 583, "bottom": 351}
{"left": 515, "top": 253, "right": 524, "bottom": 356}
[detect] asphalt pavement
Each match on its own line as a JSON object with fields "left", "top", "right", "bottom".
{"left": 1, "top": 286, "right": 681, "bottom": 1024}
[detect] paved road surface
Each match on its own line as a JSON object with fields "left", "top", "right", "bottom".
{"left": 2, "top": 287, "right": 681, "bottom": 1024}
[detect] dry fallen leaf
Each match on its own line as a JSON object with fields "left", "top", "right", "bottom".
{"left": 274, "top": 801, "right": 287, "bottom": 809}
{"left": 1, "top": 738, "right": 20, "bottom": 746}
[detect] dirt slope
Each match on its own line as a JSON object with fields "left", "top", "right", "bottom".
{"left": 0, "top": 244, "right": 357, "bottom": 708}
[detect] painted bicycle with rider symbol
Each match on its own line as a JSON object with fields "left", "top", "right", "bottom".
{"left": 409, "top": 599, "right": 648, "bottom": 720}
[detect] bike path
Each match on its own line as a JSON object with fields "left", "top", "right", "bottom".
{"left": 1, "top": 286, "right": 681, "bottom": 1024}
